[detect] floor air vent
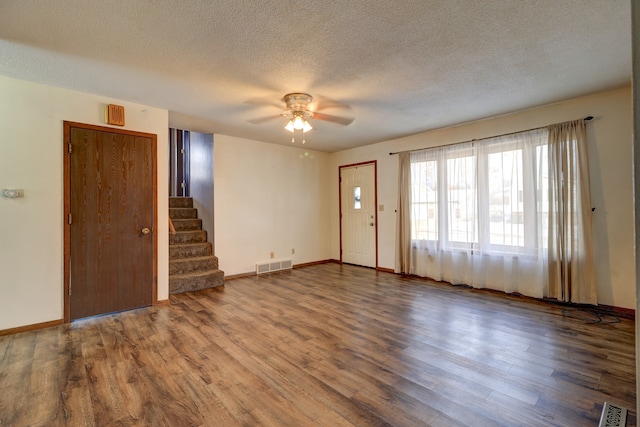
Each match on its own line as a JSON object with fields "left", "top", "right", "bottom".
{"left": 256, "top": 259, "right": 293, "bottom": 274}
{"left": 599, "top": 402, "right": 627, "bottom": 427}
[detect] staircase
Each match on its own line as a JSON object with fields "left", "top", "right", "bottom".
{"left": 169, "top": 197, "right": 224, "bottom": 294}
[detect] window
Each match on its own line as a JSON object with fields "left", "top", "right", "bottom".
{"left": 399, "top": 120, "right": 595, "bottom": 304}
{"left": 410, "top": 159, "right": 438, "bottom": 241}
{"left": 410, "top": 134, "right": 547, "bottom": 255}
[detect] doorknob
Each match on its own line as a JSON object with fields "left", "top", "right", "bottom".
{"left": 141, "top": 227, "right": 151, "bottom": 235}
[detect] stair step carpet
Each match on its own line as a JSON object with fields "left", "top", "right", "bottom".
{"left": 170, "top": 256, "right": 219, "bottom": 275}
{"left": 171, "top": 218, "right": 202, "bottom": 231}
{"left": 170, "top": 270, "right": 225, "bottom": 295}
{"left": 169, "top": 196, "right": 193, "bottom": 208}
{"left": 169, "top": 197, "right": 224, "bottom": 295}
{"left": 170, "top": 242, "right": 212, "bottom": 259}
{"left": 170, "top": 230, "right": 207, "bottom": 245}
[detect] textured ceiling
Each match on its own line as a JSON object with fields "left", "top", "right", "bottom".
{"left": 0, "top": 0, "right": 631, "bottom": 152}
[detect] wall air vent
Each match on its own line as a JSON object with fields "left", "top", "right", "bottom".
{"left": 256, "top": 259, "right": 293, "bottom": 275}
{"left": 105, "top": 104, "right": 125, "bottom": 126}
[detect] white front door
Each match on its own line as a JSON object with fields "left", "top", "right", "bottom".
{"left": 341, "top": 163, "right": 377, "bottom": 268}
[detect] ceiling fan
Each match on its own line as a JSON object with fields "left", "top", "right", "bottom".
{"left": 249, "top": 93, "right": 355, "bottom": 143}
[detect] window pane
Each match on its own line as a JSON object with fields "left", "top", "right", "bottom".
{"left": 447, "top": 156, "right": 477, "bottom": 243}
{"left": 354, "top": 186, "right": 361, "bottom": 209}
{"left": 488, "top": 149, "right": 524, "bottom": 246}
{"left": 410, "top": 161, "right": 438, "bottom": 240}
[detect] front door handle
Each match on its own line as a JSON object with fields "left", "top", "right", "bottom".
{"left": 141, "top": 227, "right": 151, "bottom": 235}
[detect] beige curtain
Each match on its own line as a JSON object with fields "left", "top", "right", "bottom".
{"left": 395, "top": 152, "right": 412, "bottom": 273}
{"left": 547, "top": 120, "right": 597, "bottom": 304}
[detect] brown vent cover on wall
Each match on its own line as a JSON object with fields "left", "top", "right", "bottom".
{"left": 105, "top": 104, "right": 125, "bottom": 126}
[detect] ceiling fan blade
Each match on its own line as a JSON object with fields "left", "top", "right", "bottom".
{"left": 312, "top": 112, "right": 354, "bottom": 126}
{"left": 248, "top": 114, "right": 283, "bottom": 124}
{"left": 313, "top": 95, "right": 352, "bottom": 112}
{"left": 244, "top": 97, "right": 283, "bottom": 109}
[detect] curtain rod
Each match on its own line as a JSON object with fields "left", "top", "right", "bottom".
{"left": 388, "top": 116, "right": 594, "bottom": 156}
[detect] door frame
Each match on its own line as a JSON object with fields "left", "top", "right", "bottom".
{"left": 338, "top": 160, "right": 378, "bottom": 268}
{"left": 63, "top": 121, "right": 158, "bottom": 322}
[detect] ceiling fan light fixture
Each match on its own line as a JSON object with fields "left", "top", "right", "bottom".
{"left": 293, "top": 115, "right": 305, "bottom": 130}
{"left": 285, "top": 115, "right": 312, "bottom": 133}
{"left": 285, "top": 120, "right": 295, "bottom": 132}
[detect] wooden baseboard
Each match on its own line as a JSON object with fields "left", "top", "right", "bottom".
{"left": 293, "top": 259, "right": 337, "bottom": 269}
{"left": 0, "top": 319, "right": 64, "bottom": 337}
{"left": 154, "top": 299, "right": 170, "bottom": 306}
{"left": 224, "top": 271, "right": 257, "bottom": 281}
{"left": 376, "top": 266, "right": 395, "bottom": 274}
{"left": 600, "top": 304, "right": 635, "bottom": 320}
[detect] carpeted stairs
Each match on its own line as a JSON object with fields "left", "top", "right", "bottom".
{"left": 169, "top": 197, "right": 224, "bottom": 294}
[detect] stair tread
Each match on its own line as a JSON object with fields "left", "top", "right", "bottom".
{"left": 170, "top": 269, "right": 224, "bottom": 279}
{"left": 170, "top": 255, "right": 217, "bottom": 263}
{"left": 171, "top": 231, "right": 205, "bottom": 236}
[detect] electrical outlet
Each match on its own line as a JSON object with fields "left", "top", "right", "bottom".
{"left": 291, "top": 248, "right": 295, "bottom": 255}
{"left": 270, "top": 252, "right": 275, "bottom": 259}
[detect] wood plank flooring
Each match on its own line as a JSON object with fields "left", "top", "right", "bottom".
{"left": 0, "top": 263, "right": 635, "bottom": 426}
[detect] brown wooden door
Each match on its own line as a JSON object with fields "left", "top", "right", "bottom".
{"left": 64, "top": 122, "right": 157, "bottom": 321}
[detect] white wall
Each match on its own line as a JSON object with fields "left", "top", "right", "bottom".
{"left": 330, "top": 87, "right": 634, "bottom": 309}
{"left": 214, "top": 135, "right": 331, "bottom": 275}
{"left": 0, "top": 75, "right": 169, "bottom": 330}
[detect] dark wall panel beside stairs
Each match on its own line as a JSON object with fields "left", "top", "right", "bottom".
{"left": 169, "top": 197, "right": 224, "bottom": 294}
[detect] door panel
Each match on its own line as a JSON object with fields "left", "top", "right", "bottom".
{"left": 341, "top": 163, "right": 377, "bottom": 267}
{"left": 66, "top": 123, "right": 156, "bottom": 320}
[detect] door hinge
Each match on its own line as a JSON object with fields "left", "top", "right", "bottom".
{"left": 68, "top": 213, "right": 72, "bottom": 224}
{"left": 68, "top": 143, "right": 73, "bottom": 154}
{"left": 180, "top": 148, "right": 185, "bottom": 154}
{"left": 181, "top": 182, "right": 186, "bottom": 188}
{"left": 69, "top": 280, "right": 72, "bottom": 296}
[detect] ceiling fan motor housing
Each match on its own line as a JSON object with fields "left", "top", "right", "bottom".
{"left": 283, "top": 93, "right": 313, "bottom": 110}
{"left": 283, "top": 93, "right": 314, "bottom": 119}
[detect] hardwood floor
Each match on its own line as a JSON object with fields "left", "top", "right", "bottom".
{"left": 0, "top": 263, "right": 635, "bottom": 426}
